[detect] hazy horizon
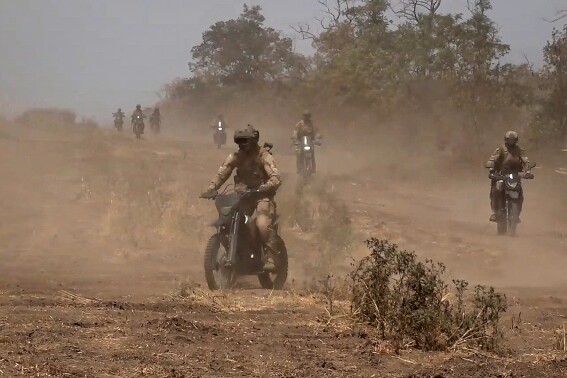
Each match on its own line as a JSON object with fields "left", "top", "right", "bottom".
{"left": 0, "top": 0, "right": 565, "bottom": 122}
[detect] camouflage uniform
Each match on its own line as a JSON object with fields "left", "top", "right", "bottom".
{"left": 206, "top": 145, "right": 281, "bottom": 247}
{"left": 487, "top": 144, "right": 530, "bottom": 216}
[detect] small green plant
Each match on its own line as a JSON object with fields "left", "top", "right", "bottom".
{"left": 350, "top": 238, "right": 507, "bottom": 352}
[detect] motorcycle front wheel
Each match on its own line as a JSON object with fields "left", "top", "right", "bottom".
{"left": 204, "top": 234, "right": 236, "bottom": 290}
{"left": 508, "top": 201, "right": 520, "bottom": 236}
{"left": 257, "top": 236, "right": 288, "bottom": 290}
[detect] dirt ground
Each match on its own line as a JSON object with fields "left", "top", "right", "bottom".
{"left": 1, "top": 120, "right": 567, "bottom": 377}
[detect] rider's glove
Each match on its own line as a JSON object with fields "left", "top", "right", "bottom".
{"left": 257, "top": 184, "right": 270, "bottom": 193}
{"left": 199, "top": 189, "right": 218, "bottom": 199}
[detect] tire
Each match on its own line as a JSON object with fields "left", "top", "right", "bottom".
{"left": 508, "top": 201, "right": 520, "bottom": 236}
{"left": 497, "top": 217, "right": 507, "bottom": 235}
{"left": 204, "top": 234, "right": 234, "bottom": 290}
{"left": 258, "top": 236, "right": 288, "bottom": 290}
{"left": 301, "top": 156, "right": 312, "bottom": 178}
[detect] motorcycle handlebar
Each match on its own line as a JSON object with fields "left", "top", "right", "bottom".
{"left": 489, "top": 172, "right": 534, "bottom": 180}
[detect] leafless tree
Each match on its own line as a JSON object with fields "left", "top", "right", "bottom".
{"left": 292, "top": 0, "right": 355, "bottom": 41}
{"left": 391, "top": 0, "right": 441, "bottom": 24}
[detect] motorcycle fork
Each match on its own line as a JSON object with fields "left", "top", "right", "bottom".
{"left": 228, "top": 211, "right": 241, "bottom": 266}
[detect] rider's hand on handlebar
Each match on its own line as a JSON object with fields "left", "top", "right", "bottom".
{"left": 522, "top": 172, "right": 535, "bottom": 180}
{"left": 199, "top": 189, "right": 218, "bottom": 199}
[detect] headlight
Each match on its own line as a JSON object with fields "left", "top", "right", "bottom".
{"left": 507, "top": 181, "right": 518, "bottom": 189}
{"left": 303, "top": 145, "right": 311, "bottom": 151}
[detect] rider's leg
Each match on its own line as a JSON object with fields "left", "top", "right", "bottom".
{"left": 255, "top": 199, "right": 277, "bottom": 252}
{"left": 517, "top": 189, "right": 524, "bottom": 223}
{"left": 296, "top": 150, "right": 302, "bottom": 174}
{"left": 489, "top": 181, "right": 498, "bottom": 222}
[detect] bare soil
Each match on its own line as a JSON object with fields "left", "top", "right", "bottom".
{"left": 1, "top": 121, "right": 567, "bottom": 377}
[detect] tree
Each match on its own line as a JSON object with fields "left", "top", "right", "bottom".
{"left": 189, "top": 5, "right": 306, "bottom": 86}
{"left": 296, "top": 0, "right": 400, "bottom": 108}
{"left": 448, "top": 0, "right": 513, "bottom": 149}
{"left": 531, "top": 25, "right": 567, "bottom": 146}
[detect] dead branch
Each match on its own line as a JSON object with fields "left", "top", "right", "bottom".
{"left": 545, "top": 9, "right": 567, "bottom": 23}
{"left": 292, "top": 0, "right": 354, "bottom": 41}
{"left": 292, "top": 23, "right": 319, "bottom": 41}
{"left": 392, "top": 0, "right": 442, "bottom": 23}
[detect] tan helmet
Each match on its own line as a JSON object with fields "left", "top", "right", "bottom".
{"left": 504, "top": 131, "right": 518, "bottom": 147}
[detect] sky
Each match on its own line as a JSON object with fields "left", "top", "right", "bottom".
{"left": 0, "top": 0, "right": 565, "bottom": 121}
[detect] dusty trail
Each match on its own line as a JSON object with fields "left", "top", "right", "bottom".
{"left": 1, "top": 122, "right": 567, "bottom": 376}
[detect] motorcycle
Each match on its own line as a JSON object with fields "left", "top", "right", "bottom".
{"left": 202, "top": 187, "right": 288, "bottom": 290}
{"left": 488, "top": 162, "right": 535, "bottom": 236}
{"left": 294, "top": 135, "right": 321, "bottom": 178}
{"left": 150, "top": 117, "right": 160, "bottom": 135}
{"left": 132, "top": 115, "right": 144, "bottom": 139}
{"left": 213, "top": 121, "right": 227, "bottom": 148}
{"left": 114, "top": 118, "right": 124, "bottom": 131}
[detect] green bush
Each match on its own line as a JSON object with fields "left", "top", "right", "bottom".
{"left": 351, "top": 238, "right": 507, "bottom": 351}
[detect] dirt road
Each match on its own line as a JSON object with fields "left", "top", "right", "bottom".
{"left": 1, "top": 121, "right": 566, "bottom": 377}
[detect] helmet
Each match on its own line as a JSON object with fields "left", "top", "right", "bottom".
{"left": 504, "top": 131, "right": 518, "bottom": 147}
{"left": 233, "top": 126, "right": 256, "bottom": 144}
{"left": 302, "top": 110, "right": 311, "bottom": 118}
{"left": 136, "top": 104, "right": 141, "bottom": 110}
{"left": 247, "top": 124, "right": 259, "bottom": 143}
{"left": 118, "top": 108, "right": 122, "bottom": 111}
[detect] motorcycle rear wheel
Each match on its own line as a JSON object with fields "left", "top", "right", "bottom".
{"left": 257, "top": 236, "right": 288, "bottom": 290}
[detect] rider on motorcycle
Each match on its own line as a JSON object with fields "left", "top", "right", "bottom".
{"left": 211, "top": 114, "right": 227, "bottom": 130}
{"left": 200, "top": 125, "right": 282, "bottom": 258}
{"left": 150, "top": 107, "right": 161, "bottom": 131}
{"left": 113, "top": 108, "right": 125, "bottom": 122}
{"left": 131, "top": 104, "right": 146, "bottom": 133}
{"left": 293, "top": 110, "right": 320, "bottom": 173}
{"left": 486, "top": 131, "right": 532, "bottom": 222}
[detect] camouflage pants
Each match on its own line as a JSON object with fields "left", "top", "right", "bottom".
{"left": 245, "top": 198, "right": 277, "bottom": 247}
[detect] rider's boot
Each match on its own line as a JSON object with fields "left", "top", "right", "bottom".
{"left": 489, "top": 213, "right": 497, "bottom": 222}
{"left": 262, "top": 237, "right": 279, "bottom": 270}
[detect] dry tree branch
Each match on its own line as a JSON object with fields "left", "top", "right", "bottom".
{"left": 545, "top": 9, "right": 567, "bottom": 23}
{"left": 392, "top": 0, "right": 442, "bottom": 24}
{"left": 291, "top": 23, "right": 319, "bottom": 41}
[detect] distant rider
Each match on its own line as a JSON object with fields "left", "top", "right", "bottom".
{"left": 486, "top": 131, "right": 532, "bottom": 222}
{"left": 150, "top": 107, "right": 161, "bottom": 133}
{"left": 131, "top": 104, "right": 146, "bottom": 134}
{"left": 113, "top": 108, "right": 125, "bottom": 129}
{"left": 211, "top": 114, "right": 227, "bottom": 130}
{"left": 293, "top": 110, "right": 320, "bottom": 173}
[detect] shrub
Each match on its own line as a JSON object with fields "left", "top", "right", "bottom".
{"left": 350, "top": 238, "right": 507, "bottom": 352}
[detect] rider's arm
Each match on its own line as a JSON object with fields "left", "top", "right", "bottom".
{"left": 258, "top": 153, "right": 281, "bottom": 193}
{"left": 207, "top": 153, "right": 236, "bottom": 191}
{"left": 293, "top": 122, "right": 301, "bottom": 140}
{"left": 486, "top": 148, "right": 503, "bottom": 171}
{"left": 520, "top": 149, "right": 531, "bottom": 172}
